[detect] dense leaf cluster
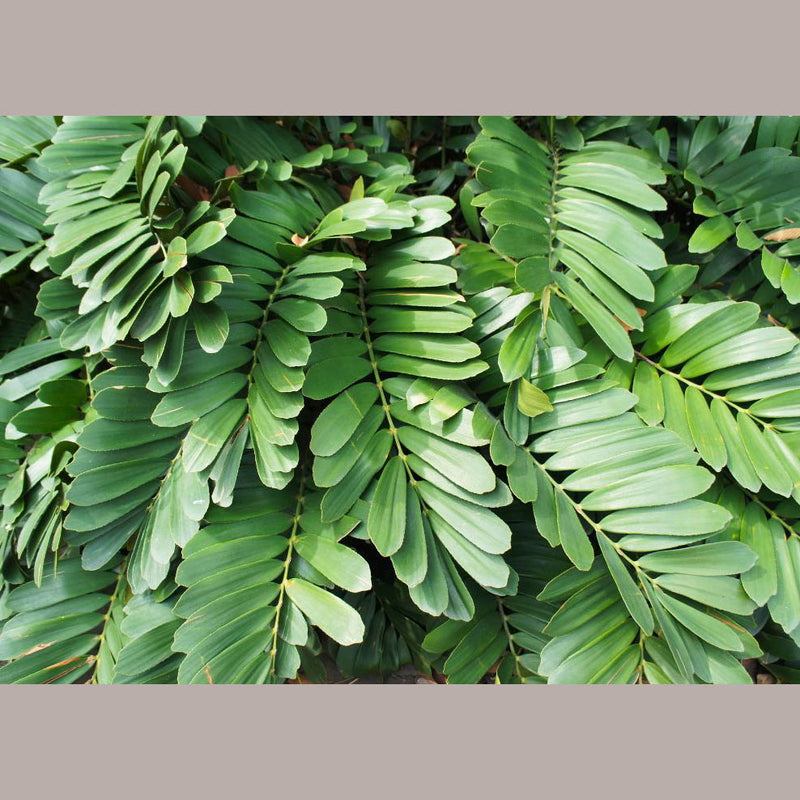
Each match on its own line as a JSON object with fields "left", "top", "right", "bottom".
{"left": 3, "top": 115, "right": 800, "bottom": 683}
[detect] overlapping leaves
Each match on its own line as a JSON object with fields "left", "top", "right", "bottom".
{"left": 306, "top": 217, "right": 520, "bottom": 620}
{"left": 467, "top": 115, "right": 668, "bottom": 360}
{"left": 4, "top": 114, "right": 800, "bottom": 684}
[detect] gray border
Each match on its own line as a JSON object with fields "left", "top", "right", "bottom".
{"left": 2, "top": 2, "right": 799, "bottom": 113}
{"left": 0, "top": 686, "right": 793, "bottom": 794}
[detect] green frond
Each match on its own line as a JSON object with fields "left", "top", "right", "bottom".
{"left": 35, "top": 116, "right": 235, "bottom": 358}
{"left": 423, "top": 521, "right": 569, "bottom": 684}
{"left": 622, "top": 289, "right": 800, "bottom": 501}
{"left": 0, "top": 167, "right": 50, "bottom": 279}
{"left": 7, "top": 114, "right": 800, "bottom": 684}
{"left": 109, "top": 582, "right": 183, "bottom": 684}
{"left": 467, "top": 115, "right": 668, "bottom": 360}
{"left": 63, "top": 349, "right": 185, "bottom": 587}
{"left": 332, "top": 583, "right": 433, "bottom": 681}
{"left": 0, "top": 116, "right": 57, "bottom": 167}
{"left": 0, "top": 556, "right": 122, "bottom": 683}
{"left": 306, "top": 214, "right": 518, "bottom": 620}
{"left": 458, "top": 283, "right": 760, "bottom": 682}
{"left": 172, "top": 461, "right": 369, "bottom": 684}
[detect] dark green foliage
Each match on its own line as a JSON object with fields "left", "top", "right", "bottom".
{"left": 3, "top": 115, "right": 800, "bottom": 683}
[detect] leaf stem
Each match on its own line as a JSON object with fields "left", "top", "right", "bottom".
{"left": 530, "top": 453, "right": 653, "bottom": 581}
{"left": 634, "top": 349, "right": 775, "bottom": 432}
{"left": 356, "top": 275, "right": 417, "bottom": 489}
{"left": 268, "top": 468, "right": 307, "bottom": 679}
{"left": 496, "top": 598, "right": 526, "bottom": 684}
{"left": 246, "top": 262, "right": 292, "bottom": 395}
{"left": 88, "top": 562, "right": 127, "bottom": 684}
{"left": 742, "top": 487, "right": 800, "bottom": 541}
{"left": 545, "top": 144, "right": 561, "bottom": 273}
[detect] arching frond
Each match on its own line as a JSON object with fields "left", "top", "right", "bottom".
{"left": 0, "top": 557, "right": 122, "bottom": 683}
{"left": 5, "top": 114, "right": 800, "bottom": 684}
{"left": 307, "top": 217, "right": 519, "bottom": 620}
{"left": 467, "top": 115, "right": 668, "bottom": 360}
{"left": 172, "top": 462, "right": 369, "bottom": 684}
